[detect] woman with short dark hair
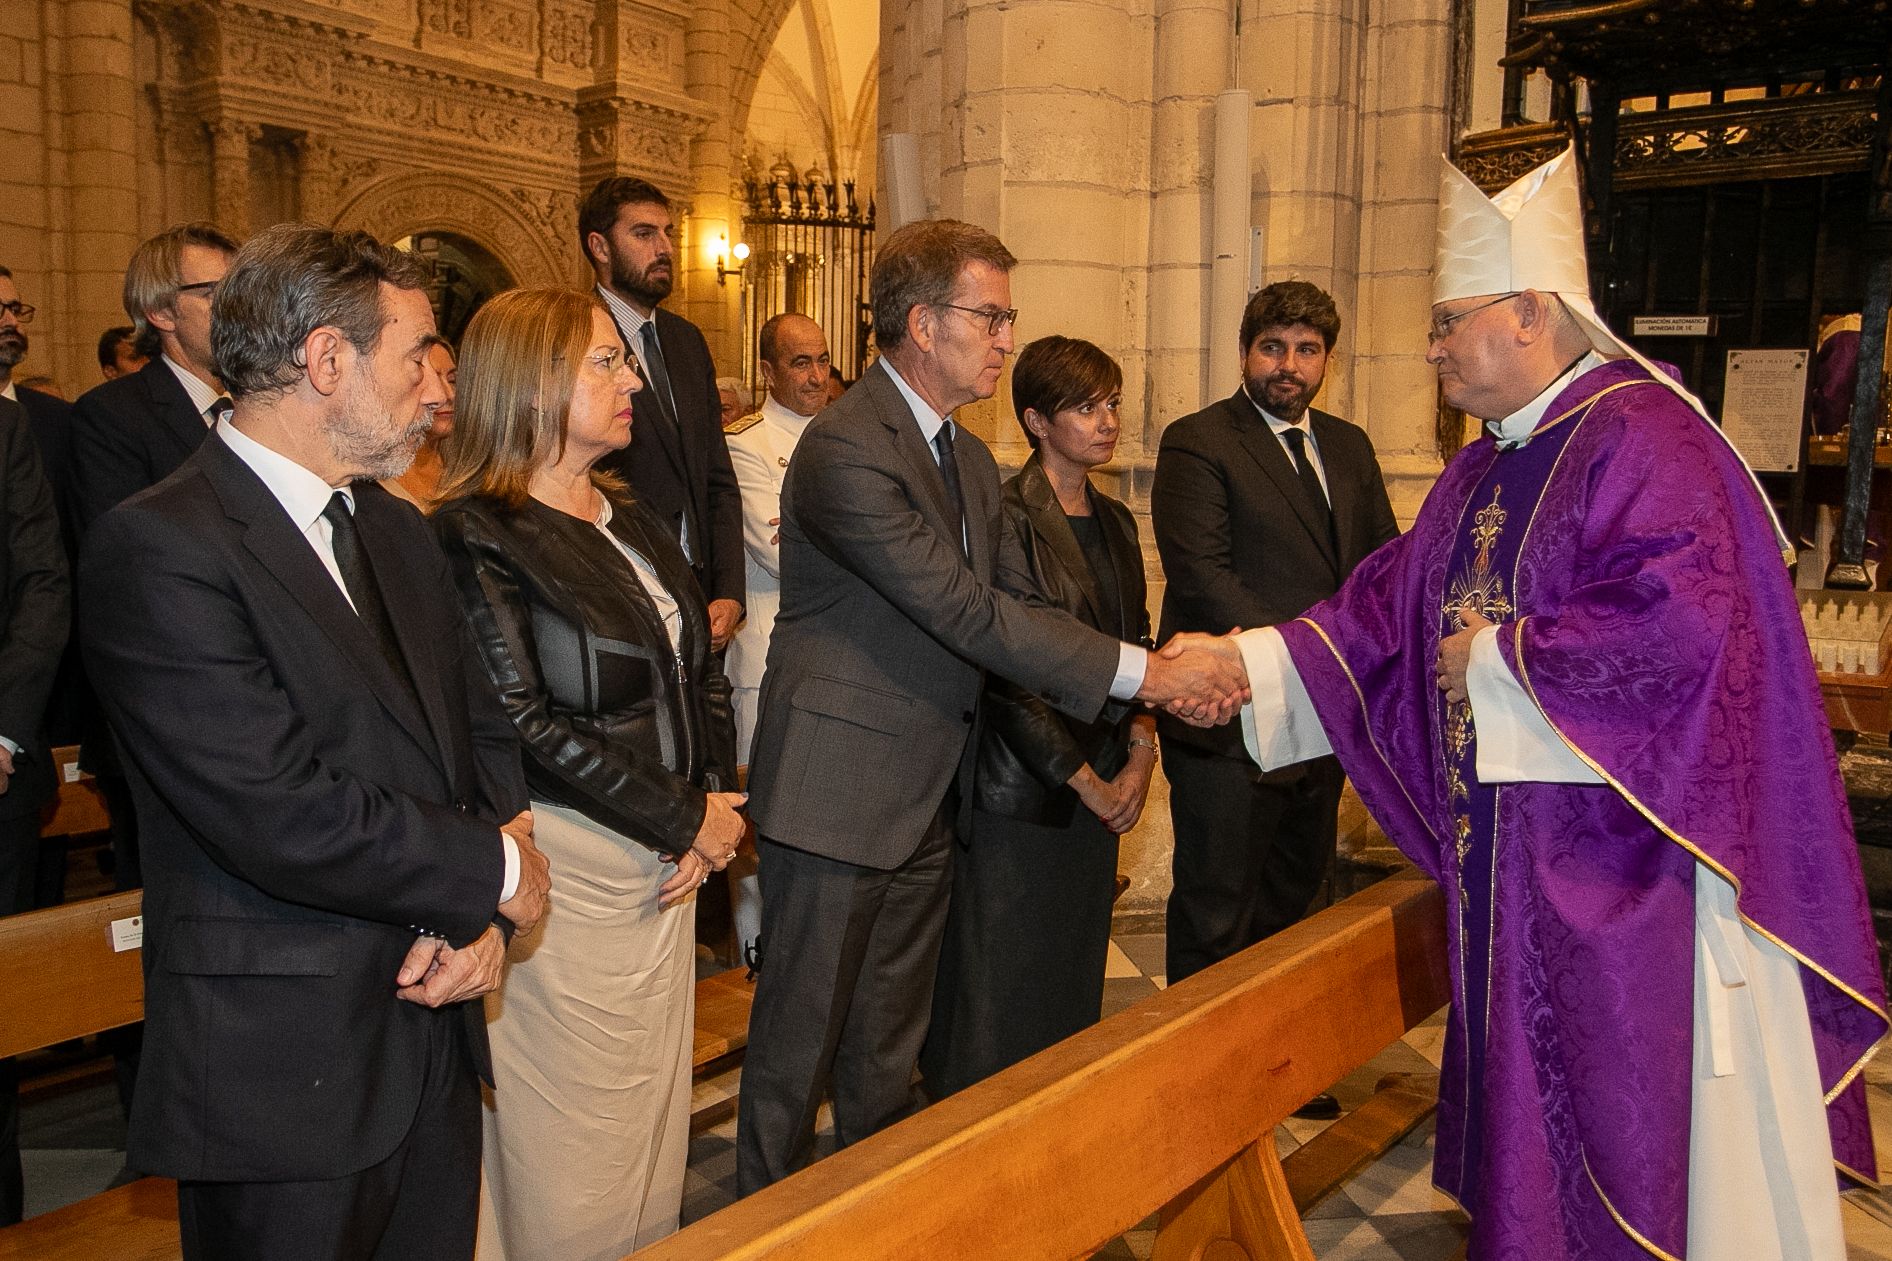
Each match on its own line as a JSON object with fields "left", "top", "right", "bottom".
{"left": 922, "top": 335, "right": 1157, "bottom": 1097}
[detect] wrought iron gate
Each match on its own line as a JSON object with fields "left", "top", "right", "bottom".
{"left": 737, "top": 173, "right": 876, "bottom": 389}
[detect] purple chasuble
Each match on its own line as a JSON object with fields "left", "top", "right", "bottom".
{"left": 1277, "top": 359, "right": 1887, "bottom": 1258}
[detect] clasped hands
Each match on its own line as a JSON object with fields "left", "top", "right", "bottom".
{"left": 1138, "top": 631, "right": 1252, "bottom": 727}
{"left": 396, "top": 808, "right": 550, "bottom": 1008}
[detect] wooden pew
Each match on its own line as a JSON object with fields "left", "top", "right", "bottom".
{"left": 0, "top": 890, "right": 165, "bottom": 1261}
{"left": 0, "top": 893, "right": 757, "bottom": 1260}
{"left": 36, "top": 745, "right": 110, "bottom": 841}
{"left": 632, "top": 869, "right": 1450, "bottom": 1261}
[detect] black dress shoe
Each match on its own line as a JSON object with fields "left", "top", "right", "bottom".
{"left": 1291, "top": 1092, "right": 1342, "bottom": 1120}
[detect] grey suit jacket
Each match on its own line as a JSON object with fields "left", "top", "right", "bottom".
{"left": 746, "top": 359, "right": 1121, "bottom": 868}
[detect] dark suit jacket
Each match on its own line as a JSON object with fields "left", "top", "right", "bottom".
{"left": 79, "top": 435, "right": 528, "bottom": 1184}
{"left": 14, "top": 386, "right": 84, "bottom": 744}
{"left": 746, "top": 359, "right": 1121, "bottom": 868}
{"left": 0, "top": 396, "right": 69, "bottom": 821}
{"left": 69, "top": 358, "right": 216, "bottom": 772}
{"left": 1151, "top": 391, "right": 1398, "bottom": 760}
{"left": 70, "top": 356, "right": 212, "bottom": 537}
{"left": 975, "top": 454, "right": 1150, "bottom": 827}
{"left": 597, "top": 303, "right": 744, "bottom": 608}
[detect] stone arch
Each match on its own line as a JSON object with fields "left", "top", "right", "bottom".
{"left": 333, "top": 171, "right": 572, "bottom": 291}
{"left": 728, "top": 0, "right": 806, "bottom": 144}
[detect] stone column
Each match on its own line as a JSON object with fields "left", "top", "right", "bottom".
{"left": 1351, "top": 0, "right": 1454, "bottom": 521}
{"left": 300, "top": 135, "right": 345, "bottom": 226}
{"left": 1146, "top": 0, "right": 1231, "bottom": 428}
{"left": 681, "top": 0, "right": 740, "bottom": 367}
{"left": 209, "top": 117, "right": 257, "bottom": 239}
{"left": 36, "top": 0, "right": 141, "bottom": 391}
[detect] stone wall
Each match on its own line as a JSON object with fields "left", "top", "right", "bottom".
{"left": 877, "top": 0, "right": 1458, "bottom": 912}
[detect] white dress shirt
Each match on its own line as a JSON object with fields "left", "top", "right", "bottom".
{"left": 879, "top": 359, "right": 1149, "bottom": 700}
{"left": 216, "top": 420, "right": 520, "bottom": 903}
{"left": 1250, "top": 395, "right": 1330, "bottom": 499}
{"left": 162, "top": 353, "right": 229, "bottom": 424}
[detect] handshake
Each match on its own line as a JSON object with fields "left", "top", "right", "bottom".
{"left": 1135, "top": 631, "right": 1251, "bottom": 727}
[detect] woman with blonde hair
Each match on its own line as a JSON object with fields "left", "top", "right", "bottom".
{"left": 433, "top": 287, "right": 744, "bottom": 1259}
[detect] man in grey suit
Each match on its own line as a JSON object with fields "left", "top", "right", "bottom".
{"left": 736, "top": 219, "right": 1246, "bottom": 1193}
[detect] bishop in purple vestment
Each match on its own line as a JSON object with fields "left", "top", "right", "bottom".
{"left": 1214, "top": 151, "right": 1887, "bottom": 1259}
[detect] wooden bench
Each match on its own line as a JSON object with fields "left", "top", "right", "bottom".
{"left": 37, "top": 746, "right": 111, "bottom": 843}
{"left": 0, "top": 892, "right": 757, "bottom": 1260}
{"left": 631, "top": 869, "right": 1450, "bottom": 1261}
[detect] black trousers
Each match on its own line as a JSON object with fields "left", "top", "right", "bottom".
{"left": 735, "top": 808, "right": 954, "bottom": 1195}
{"left": 176, "top": 1014, "right": 480, "bottom": 1261}
{"left": 0, "top": 812, "right": 40, "bottom": 1226}
{"left": 1164, "top": 743, "right": 1345, "bottom": 985}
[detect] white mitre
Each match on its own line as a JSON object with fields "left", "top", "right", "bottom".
{"left": 1435, "top": 145, "right": 1789, "bottom": 554}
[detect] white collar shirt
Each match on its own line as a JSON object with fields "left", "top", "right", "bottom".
{"left": 216, "top": 419, "right": 357, "bottom": 609}
{"left": 163, "top": 353, "right": 229, "bottom": 425}
{"left": 1488, "top": 351, "right": 1604, "bottom": 449}
{"left": 1247, "top": 392, "right": 1329, "bottom": 498}
{"left": 596, "top": 284, "right": 654, "bottom": 347}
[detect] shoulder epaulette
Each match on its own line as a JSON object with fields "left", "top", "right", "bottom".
{"left": 724, "top": 411, "right": 765, "bottom": 435}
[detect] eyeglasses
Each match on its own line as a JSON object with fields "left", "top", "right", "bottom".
{"left": 1427, "top": 293, "right": 1518, "bottom": 344}
{"left": 588, "top": 348, "right": 625, "bottom": 374}
{"left": 0, "top": 301, "right": 34, "bottom": 324}
{"left": 175, "top": 281, "right": 220, "bottom": 301}
{"left": 934, "top": 303, "right": 1019, "bottom": 337}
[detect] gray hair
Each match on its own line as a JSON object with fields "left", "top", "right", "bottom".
{"left": 869, "top": 219, "right": 1016, "bottom": 352}
{"left": 211, "top": 224, "right": 429, "bottom": 401}
{"left": 122, "top": 223, "right": 240, "bottom": 340}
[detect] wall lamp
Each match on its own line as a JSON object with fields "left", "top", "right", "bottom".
{"left": 718, "top": 235, "right": 750, "bottom": 285}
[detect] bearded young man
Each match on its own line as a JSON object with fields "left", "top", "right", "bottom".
{"left": 1149, "top": 282, "right": 1397, "bottom": 1119}
{"left": 578, "top": 177, "right": 744, "bottom": 650}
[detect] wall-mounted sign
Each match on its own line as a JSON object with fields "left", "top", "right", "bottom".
{"left": 1632, "top": 315, "right": 1719, "bottom": 337}
{"left": 1722, "top": 348, "right": 1809, "bottom": 473}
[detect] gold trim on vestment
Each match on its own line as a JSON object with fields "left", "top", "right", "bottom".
{"left": 1583, "top": 1150, "right": 1684, "bottom": 1261}
{"left": 1293, "top": 617, "right": 1443, "bottom": 850}
{"left": 1510, "top": 618, "right": 1891, "bottom": 1070}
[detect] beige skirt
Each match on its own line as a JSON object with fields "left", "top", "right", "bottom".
{"left": 476, "top": 800, "right": 697, "bottom": 1261}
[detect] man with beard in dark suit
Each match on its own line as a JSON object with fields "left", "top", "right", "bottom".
{"left": 579, "top": 178, "right": 744, "bottom": 649}
{"left": 1151, "top": 281, "right": 1398, "bottom": 1118}
{"left": 80, "top": 224, "right": 550, "bottom": 1261}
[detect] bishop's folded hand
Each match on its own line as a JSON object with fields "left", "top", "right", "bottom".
{"left": 1139, "top": 631, "right": 1251, "bottom": 727}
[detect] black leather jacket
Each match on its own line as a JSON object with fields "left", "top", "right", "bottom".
{"left": 976, "top": 455, "right": 1150, "bottom": 826}
{"left": 435, "top": 492, "right": 736, "bottom": 860}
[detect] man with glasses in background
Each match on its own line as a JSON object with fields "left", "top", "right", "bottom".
{"left": 735, "top": 218, "right": 1251, "bottom": 1193}
{"left": 69, "top": 223, "right": 239, "bottom": 894}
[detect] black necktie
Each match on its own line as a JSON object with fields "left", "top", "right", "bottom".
{"left": 933, "top": 423, "right": 968, "bottom": 556}
{"left": 1282, "top": 426, "right": 1337, "bottom": 553}
{"left": 1282, "top": 427, "right": 1333, "bottom": 510}
{"left": 321, "top": 492, "right": 410, "bottom": 684}
{"left": 206, "top": 397, "right": 233, "bottom": 427}
{"left": 637, "top": 322, "right": 679, "bottom": 432}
